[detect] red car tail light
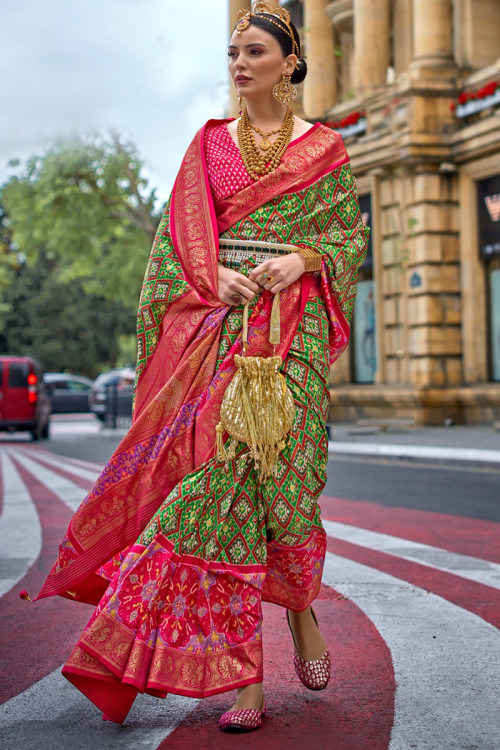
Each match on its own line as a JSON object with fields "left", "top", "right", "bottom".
{"left": 28, "top": 372, "right": 38, "bottom": 403}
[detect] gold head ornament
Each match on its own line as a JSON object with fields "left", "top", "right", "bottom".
{"left": 235, "top": 2, "right": 300, "bottom": 57}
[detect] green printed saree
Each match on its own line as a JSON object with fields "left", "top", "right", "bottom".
{"left": 35, "top": 120, "right": 368, "bottom": 723}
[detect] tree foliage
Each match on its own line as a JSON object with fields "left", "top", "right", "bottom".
{"left": 0, "top": 250, "right": 129, "bottom": 377}
{"left": 0, "top": 132, "right": 161, "bottom": 376}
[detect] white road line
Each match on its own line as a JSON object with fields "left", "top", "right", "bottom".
{"left": 50, "top": 421, "right": 101, "bottom": 437}
{"left": 0, "top": 665, "right": 199, "bottom": 748}
{"left": 323, "top": 519, "right": 500, "bottom": 591}
{"left": 17, "top": 447, "right": 100, "bottom": 482}
{"left": 45, "top": 452, "right": 104, "bottom": 472}
{"left": 0, "top": 452, "right": 42, "bottom": 597}
{"left": 8, "top": 450, "right": 87, "bottom": 513}
{"left": 323, "top": 552, "right": 500, "bottom": 750}
{"left": 328, "top": 440, "right": 500, "bottom": 464}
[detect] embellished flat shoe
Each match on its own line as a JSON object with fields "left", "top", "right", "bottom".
{"left": 218, "top": 697, "right": 266, "bottom": 733}
{"left": 286, "top": 607, "right": 331, "bottom": 690}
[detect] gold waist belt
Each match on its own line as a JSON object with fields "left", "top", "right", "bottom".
{"left": 218, "top": 238, "right": 322, "bottom": 272}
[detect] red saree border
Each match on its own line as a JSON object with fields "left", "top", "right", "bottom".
{"left": 170, "top": 124, "right": 220, "bottom": 306}
{"left": 156, "top": 533, "right": 267, "bottom": 575}
{"left": 263, "top": 528, "right": 327, "bottom": 612}
{"left": 283, "top": 152, "right": 349, "bottom": 197}
{"left": 64, "top": 626, "right": 263, "bottom": 724}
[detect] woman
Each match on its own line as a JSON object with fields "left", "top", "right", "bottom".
{"left": 28, "top": 2, "right": 368, "bottom": 733}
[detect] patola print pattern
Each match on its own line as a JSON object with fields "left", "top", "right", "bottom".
{"left": 36, "top": 120, "right": 368, "bottom": 723}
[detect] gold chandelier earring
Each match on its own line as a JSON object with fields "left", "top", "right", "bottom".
{"left": 238, "top": 93, "right": 244, "bottom": 116}
{"left": 273, "top": 73, "right": 297, "bottom": 106}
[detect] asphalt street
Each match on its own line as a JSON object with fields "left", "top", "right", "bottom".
{"left": 0, "top": 415, "right": 499, "bottom": 750}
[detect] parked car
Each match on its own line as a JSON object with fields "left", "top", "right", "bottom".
{"left": 0, "top": 355, "right": 51, "bottom": 440}
{"left": 43, "top": 373, "right": 94, "bottom": 414}
{"left": 89, "top": 368, "right": 135, "bottom": 422}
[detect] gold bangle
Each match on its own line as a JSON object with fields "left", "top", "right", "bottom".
{"left": 297, "top": 247, "right": 322, "bottom": 273}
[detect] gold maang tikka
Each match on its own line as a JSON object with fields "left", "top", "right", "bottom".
{"left": 235, "top": 2, "right": 300, "bottom": 58}
{"left": 235, "top": 2, "right": 299, "bottom": 106}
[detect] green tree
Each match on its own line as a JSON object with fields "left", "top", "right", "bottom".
{"left": 0, "top": 132, "right": 161, "bottom": 375}
{"left": 0, "top": 249, "right": 129, "bottom": 376}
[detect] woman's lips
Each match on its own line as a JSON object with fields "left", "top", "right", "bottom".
{"left": 236, "top": 76, "right": 252, "bottom": 83}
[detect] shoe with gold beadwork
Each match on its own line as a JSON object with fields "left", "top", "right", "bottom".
{"left": 286, "top": 607, "right": 331, "bottom": 690}
{"left": 218, "top": 696, "right": 266, "bottom": 732}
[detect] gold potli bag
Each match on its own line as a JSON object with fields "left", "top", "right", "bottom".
{"left": 216, "top": 292, "right": 296, "bottom": 481}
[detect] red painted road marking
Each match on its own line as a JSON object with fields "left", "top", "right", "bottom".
{"left": 320, "top": 495, "right": 500, "bottom": 563}
{"left": 157, "top": 592, "right": 395, "bottom": 750}
{"left": 0, "top": 457, "right": 91, "bottom": 704}
{"left": 1, "top": 447, "right": 498, "bottom": 749}
{"left": 21, "top": 445, "right": 103, "bottom": 472}
{"left": 15, "top": 448, "right": 96, "bottom": 491}
{"left": 325, "top": 536, "right": 500, "bottom": 629}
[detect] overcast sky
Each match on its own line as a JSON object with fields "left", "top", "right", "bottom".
{"left": 0, "top": 0, "right": 229, "bottom": 201}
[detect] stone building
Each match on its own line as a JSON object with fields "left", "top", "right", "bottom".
{"left": 228, "top": 0, "right": 500, "bottom": 425}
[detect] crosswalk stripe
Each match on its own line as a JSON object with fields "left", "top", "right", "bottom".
{"left": 323, "top": 519, "right": 500, "bottom": 591}
{"left": 16, "top": 447, "right": 99, "bottom": 482}
{"left": 19, "top": 445, "right": 104, "bottom": 472}
{"left": 0, "top": 665, "right": 198, "bottom": 747}
{"left": 322, "top": 552, "right": 500, "bottom": 750}
{"left": 0, "top": 452, "right": 42, "bottom": 598}
{"left": 8, "top": 450, "right": 87, "bottom": 513}
{"left": 6, "top": 447, "right": 497, "bottom": 605}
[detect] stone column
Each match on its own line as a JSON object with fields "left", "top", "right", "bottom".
{"left": 412, "top": 0, "right": 453, "bottom": 67}
{"left": 353, "top": 0, "right": 391, "bottom": 92}
{"left": 303, "top": 0, "right": 337, "bottom": 119}
{"left": 228, "top": 0, "right": 251, "bottom": 117}
{"left": 393, "top": 0, "right": 413, "bottom": 74}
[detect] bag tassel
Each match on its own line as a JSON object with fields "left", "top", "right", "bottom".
{"left": 216, "top": 292, "right": 295, "bottom": 481}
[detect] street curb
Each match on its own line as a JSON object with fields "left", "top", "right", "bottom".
{"left": 328, "top": 441, "right": 500, "bottom": 465}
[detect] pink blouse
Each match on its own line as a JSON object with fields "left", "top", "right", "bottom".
{"left": 204, "top": 121, "right": 254, "bottom": 203}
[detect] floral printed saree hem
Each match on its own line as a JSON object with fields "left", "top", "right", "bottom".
{"left": 263, "top": 529, "right": 327, "bottom": 612}
{"left": 60, "top": 532, "right": 264, "bottom": 720}
{"left": 64, "top": 618, "right": 263, "bottom": 700}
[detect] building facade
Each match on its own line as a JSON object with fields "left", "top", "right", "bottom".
{"left": 228, "top": 0, "right": 500, "bottom": 425}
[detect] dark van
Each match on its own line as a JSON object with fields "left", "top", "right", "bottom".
{"left": 0, "top": 356, "right": 51, "bottom": 440}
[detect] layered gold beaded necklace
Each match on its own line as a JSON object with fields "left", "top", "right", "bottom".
{"left": 237, "top": 106, "right": 295, "bottom": 180}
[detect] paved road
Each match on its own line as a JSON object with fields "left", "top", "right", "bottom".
{"left": 0, "top": 418, "right": 499, "bottom": 749}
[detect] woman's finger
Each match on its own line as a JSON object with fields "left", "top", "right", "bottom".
{"left": 239, "top": 276, "right": 261, "bottom": 294}
{"left": 248, "top": 262, "right": 272, "bottom": 282}
{"left": 238, "top": 285, "right": 255, "bottom": 301}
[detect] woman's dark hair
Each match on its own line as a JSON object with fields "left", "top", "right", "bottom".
{"left": 247, "top": 14, "right": 307, "bottom": 84}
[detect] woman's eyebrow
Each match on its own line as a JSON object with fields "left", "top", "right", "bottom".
{"left": 228, "top": 42, "right": 267, "bottom": 49}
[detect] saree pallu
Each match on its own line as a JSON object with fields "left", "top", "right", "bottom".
{"left": 35, "top": 121, "right": 368, "bottom": 723}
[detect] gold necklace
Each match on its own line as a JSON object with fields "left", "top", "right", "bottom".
{"left": 237, "top": 106, "right": 295, "bottom": 180}
{"left": 250, "top": 122, "right": 283, "bottom": 151}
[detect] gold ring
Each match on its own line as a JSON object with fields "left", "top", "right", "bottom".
{"left": 231, "top": 293, "right": 242, "bottom": 305}
{"left": 267, "top": 275, "right": 275, "bottom": 285}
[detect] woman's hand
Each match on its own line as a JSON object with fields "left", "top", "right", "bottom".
{"left": 248, "top": 253, "right": 306, "bottom": 294}
{"left": 218, "top": 264, "right": 261, "bottom": 306}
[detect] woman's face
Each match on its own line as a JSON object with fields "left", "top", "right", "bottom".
{"left": 228, "top": 24, "right": 296, "bottom": 102}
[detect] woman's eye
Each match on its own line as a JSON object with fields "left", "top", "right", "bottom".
{"left": 228, "top": 51, "right": 237, "bottom": 58}
{"left": 250, "top": 49, "right": 262, "bottom": 55}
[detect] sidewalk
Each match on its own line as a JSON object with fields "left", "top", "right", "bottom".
{"left": 328, "top": 423, "right": 500, "bottom": 464}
